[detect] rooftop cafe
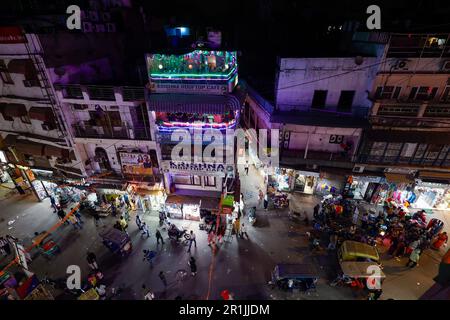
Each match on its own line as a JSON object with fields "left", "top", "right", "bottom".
{"left": 148, "top": 50, "right": 237, "bottom": 78}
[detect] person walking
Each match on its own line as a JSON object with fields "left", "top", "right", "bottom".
{"left": 263, "top": 193, "right": 269, "bottom": 211}
{"left": 159, "top": 271, "right": 167, "bottom": 289}
{"left": 406, "top": 248, "right": 422, "bottom": 268}
{"left": 119, "top": 216, "right": 128, "bottom": 231}
{"left": 57, "top": 208, "right": 69, "bottom": 225}
{"left": 156, "top": 229, "right": 165, "bottom": 245}
{"left": 87, "top": 252, "right": 98, "bottom": 270}
{"left": 143, "top": 249, "right": 156, "bottom": 267}
{"left": 352, "top": 206, "right": 360, "bottom": 225}
{"left": 188, "top": 257, "right": 197, "bottom": 276}
{"left": 142, "top": 285, "right": 155, "bottom": 300}
{"left": 123, "top": 207, "right": 130, "bottom": 222}
{"left": 67, "top": 214, "right": 83, "bottom": 230}
{"left": 50, "top": 195, "right": 58, "bottom": 212}
{"left": 240, "top": 223, "right": 249, "bottom": 239}
{"left": 136, "top": 214, "right": 143, "bottom": 230}
{"left": 258, "top": 189, "right": 264, "bottom": 208}
{"left": 93, "top": 212, "right": 101, "bottom": 227}
{"left": 233, "top": 217, "right": 241, "bottom": 238}
{"left": 72, "top": 207, "right": 84, "bottom": 224}
{"left": 187, "top": 230, "right": 196, "bottom": 253}
{"left": 141, "top": 222, "right": 150, "bottom": 238}
{"left": 244, "top": 161, "right": 249, "bottom": 175}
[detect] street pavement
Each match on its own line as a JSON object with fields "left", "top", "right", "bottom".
{"left": 0, "top": 163, "right": 448, "bottom": 300}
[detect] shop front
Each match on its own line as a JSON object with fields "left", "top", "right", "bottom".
{"left": 293, "top": 171, "right": 320, "bottom": 194}
{"left": 412, "top": 182, "right": 450, "bottom": 211}
{"left": 342, "top": 175, "right": 384, "bottom": 201}
{"left": 268, "top": 168, "right": 294, "bottom": 193}
{"left": 128, "top": 182, "right": 167, "bottom": 214}
{"left": 370, "top": 172, "right": 416, "bottom": 207}
{"left": 164, "top": 195, "right": 202, "bottom": 221}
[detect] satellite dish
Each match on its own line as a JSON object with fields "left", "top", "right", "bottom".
{"left": 355, "top": 56, "right": 364, "bottom": 65}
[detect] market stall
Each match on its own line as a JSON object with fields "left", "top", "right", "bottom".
{"left": 164, "top": 195, "right": 201, "bottom": 220}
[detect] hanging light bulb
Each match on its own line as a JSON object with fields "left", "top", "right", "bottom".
{"left": 158, "top": 64, "right": 163, "bottom": 70}
{"left": 188, "top": 64, "right": 193, "bottom": 69}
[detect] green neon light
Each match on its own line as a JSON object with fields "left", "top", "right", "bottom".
{"left": 150, "top": 66, "right": 237, "bottom": 79}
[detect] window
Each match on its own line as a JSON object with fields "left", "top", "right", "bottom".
{"left": 23, "top": 79, "right": 40, "bottom": 87}
{"left": 337, "top": 90, "right": 355, "bottom": 112}
{"left": 0, "top": 60, "right": 13, "bottom": 84}
{"left": 311, "top": 90, "right": 327, "bottom": 109}
{"left": 368, "top": 142, "right": 386, "bottom": 162}
{"left": 410, "top": 143, "right": 427, "bottom": 164}
{"left": 20, "top": 115, "right": 31, "bottom": 124}
{"left": 172, "top": 175, "right": 201, "bottom": 185}
{"left": 399, "top": 143, "right": 417, "bottom": 162}
{"left": 383, "top": 143, "right": 402, "bottom": 162}
{"left": 423, "top": 145, "right": 442, "bottom": 165}
{"left": 374, "top": 86, "right": 402, "bottom": 99}
{"left": 106, "top": 111, "right": 122, "bottom": 126}
{"left": 204, "top": 176, "right": 216, "bottom": 187}
{"left": 409, "top": 86, "right": 438, "bottom": 101}
{"left": 87, "top": 86, "right": 115, "bottom": 101}
{"left": 441, "top": 86, "right": 450, "bottom": 102}
{"left": 62, "top": 86, "right": 83, "bottom": 99}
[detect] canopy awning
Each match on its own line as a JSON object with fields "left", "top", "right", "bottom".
{"left": 43, "top": 145, "right": 70, "bottom": 158}
{"left": 165, "top": 194, "right": 201, "bottom": 206}
{"left": 147, "top": 93, "right": 243, "bottom": 114}
{"left": 385, "top": 172, "right": 415, "bottom": 184}
{"left": 418, "top": 171, "right": 450, "bottom": 184}
{"left": 28, "top": 107, "right": 55, "bottom": 122}
{"left": 14, "top": 140, "right": 45, "bottom": 156}
{"left": 0, "top": 103, "right": 27, "bottom": 117}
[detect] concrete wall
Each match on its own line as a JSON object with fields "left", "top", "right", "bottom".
{"left": 276, "top": 57, "right": 380, "bottom": 113}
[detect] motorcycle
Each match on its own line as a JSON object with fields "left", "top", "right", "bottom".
{"left": 168, "top": 223, "right": 191, "bottom": 244}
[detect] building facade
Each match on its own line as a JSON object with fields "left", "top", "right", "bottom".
{"left": 0, "top": 28, "right": 83, "bottom": 201}
{"left": 145, "top": 49, "right": 245, "bottom": 220}
{"left": 357, "top": 33, "right": 450, "bottom": 210}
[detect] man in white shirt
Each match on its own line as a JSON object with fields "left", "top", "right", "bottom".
{"left": 240, "top": 223, "right": 249, "bottom": 239}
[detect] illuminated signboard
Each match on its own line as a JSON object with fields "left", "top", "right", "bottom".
{"left": 119, "top": 152, "right": 153, "bottom": 176}
{"left": 0, "top": 26, "right": 27, "bottom": 44}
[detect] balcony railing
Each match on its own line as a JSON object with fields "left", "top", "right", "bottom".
{"left": 73, "top": 123, "right": 151, "bottom": 140}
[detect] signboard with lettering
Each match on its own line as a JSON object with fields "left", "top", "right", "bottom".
{"left": 162, "top": 161, "right": 234, "bottom": 177}
{"left": 119, "top": 152, "right": 153, "bottom": 176}
{"left": 0, "top": 26, "right": 27, "bottom": 44}
{"left": 149, "top": 81, "right": 228, "bottom": 94}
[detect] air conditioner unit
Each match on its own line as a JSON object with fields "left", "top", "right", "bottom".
{"left": 392, "top": 59, "right": 410, "bottom": 71}
{"left": 89, "top": 11, "right": 99, "bottom": 21}
{"left": 83, "top": 22, "right": 93, "bottom": 33}
{"left": 106, "top": 23, "right": 116, "bottom": 32}
{"left": 353, "top": 166, "right": 365, "bottom": 173}
{"left": 95, "top": 23, "right": 106, "bottom": 33}
{"left": 442, "top": 61, "right": 450, "bottom": 72}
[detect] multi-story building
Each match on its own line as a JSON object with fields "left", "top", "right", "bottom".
{"left": 0, "top": 27, "right": 84, "bottom": 201}
{"left": 145, "top": 48, "right": 246, "bottom": 220}
{"left": 39, "top": 29, "right": 165, "bottom": 211}
{"left": 357, "top": 33, "right": 450, "bottom": 210}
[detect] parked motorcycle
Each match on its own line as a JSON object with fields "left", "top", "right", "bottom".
{"left": 168, "top": 223, "right": 191, "bottom": 244}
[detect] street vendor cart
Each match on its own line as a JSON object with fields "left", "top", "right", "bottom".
{"left": 100, "top": 228, "right": 132, "bottom": 257}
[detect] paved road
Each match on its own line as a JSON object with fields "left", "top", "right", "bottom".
{"left": 0, "top": 165, "right": 447, "bottom": 300}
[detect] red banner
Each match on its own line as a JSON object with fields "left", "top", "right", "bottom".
{"left": 0, "top": 26, "right": 26, "bottom": 44}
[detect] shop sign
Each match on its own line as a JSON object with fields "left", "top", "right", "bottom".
{"left": 119, "top": 152, "right": 153, "bottom": 176}
{"left": 0, "top": 26, "right": 27, "bottom": 44}
{"left": 149, "top": 81, "right": 228, "bottom": 94}
{"left": 162, "top": 161, "right": 233, "bottom": 176}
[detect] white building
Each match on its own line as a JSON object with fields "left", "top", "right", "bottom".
{"left": 0, "top": 29, "right": 84, "bottom": 200}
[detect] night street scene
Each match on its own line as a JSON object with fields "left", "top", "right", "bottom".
{"left": 1, "top": 0, "right": 450, "bottom": 304}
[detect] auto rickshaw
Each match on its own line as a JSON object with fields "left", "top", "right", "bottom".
{"left": 338, "top": 240, "right": 380, "bottom": 264}
{"left": 269, "top": 264, "right": 319, "bottom": 293}
{"left": 100, "top": 228, "right": 132, "bottom": 257}
{"left": 338, "top": 261, "right": 386, "bottom": 289}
